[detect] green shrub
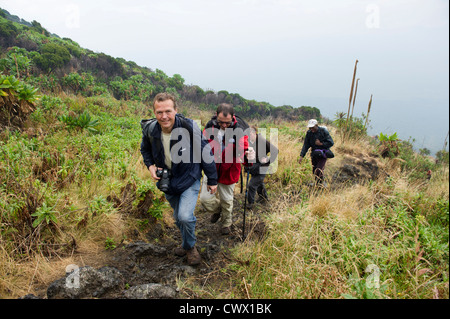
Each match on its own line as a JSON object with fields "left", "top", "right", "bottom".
{"left": 0, "top": 47, "right": 32, "bottom": 78}
{"left": 58, "top": 110, "right": 99, "bottom": 133}
{"left": 0, "top": 74, "right": 38, "bottom": 101}
{"left": 31, "top": 202, "right": 58, "bottom": 228}
{"left": 62, "top": 72, "right": 94, "bottom": 93}
{"left": 33, "top": 43, "right": 71, "bottom": 72}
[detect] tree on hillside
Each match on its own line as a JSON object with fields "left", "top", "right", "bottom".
{"left": 419, "top": 148, "right": 431, "bottom": 156}
{"left": 33, "top": 43, "right": 71, "bottom": 73}
{"left": 94, "top": 53, "right": 124, "bottom": 78}
{"left": 297, "top": 106, "right": 321, "bottom": 120}
{"left": 166, "top": 73, "right": 184, "bottom": 90}
{"left": 0, "top": 9, "right": 330, "bottom": 123}
{"left": 217, "top": 90, "right": 229, "bottom": 104}
{"left": 436, "top": 150, "right": 449, "bottom": 165}
{"left": 31, "top": 20, "right": 50, "bottom": 37}
{"left": 0, "top": 18, "right": 18, "bottom": 47}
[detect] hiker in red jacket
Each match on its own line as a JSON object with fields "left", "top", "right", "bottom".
{"left": 200, "top": 103, "right": 254, "bottom": 235}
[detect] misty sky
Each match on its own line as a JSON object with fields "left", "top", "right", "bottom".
{"left": 1, "top": 0, "right": 449, "bottom": 153}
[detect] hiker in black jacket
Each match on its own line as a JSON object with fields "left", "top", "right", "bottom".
{"left": 246, "top": 126, "right": 278, "bottom": 208}
{"left": 298, "top": 119, "right": 334, "bottom": 187}
{"left": 140, "top": 93, "right": 218, "bottom": 265}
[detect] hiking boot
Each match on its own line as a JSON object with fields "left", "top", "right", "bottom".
{"left": 186, "top": 246, "right": 201, "bottom": 265}
{"left": 210, "top": 212, "right": 221, "bottom": 223}
{"left": 246, "top": 203, "right": 254, "bottom": 210}
{"left": 221, "top": 226, "right": 231, "bottom": 235}
{"left": 174, "top": 246, "right": 186, "bottom": 257}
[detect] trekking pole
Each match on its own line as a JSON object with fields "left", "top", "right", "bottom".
{"left": 242, "top": 169, "right": 250, "bottom": 241}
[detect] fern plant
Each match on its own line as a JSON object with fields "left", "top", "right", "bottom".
{"left": 0, "top": 75, "right": 39, "bottom": 102}
{"left": 76, "top": 111, "right": 99, "bottom": 133}
{"left": 17, "top": 83, "right": 39, "bottom": 102}
{"left": 58, "top": 110, "right": 99, "bottom": 133}
{"left": 379, "top": 132, "right": 398, "bottom": 142}
{"left": 31, "top": 202, "right": 58, "bottom": 228}
{"left": 1, "top": 75, "right": 39, "bottom": 126}
{"left": 0, "top": 75, "right": 21, "bottom": 95}
{"left": 378, "top": 132, "right": 399, "bottom": 158}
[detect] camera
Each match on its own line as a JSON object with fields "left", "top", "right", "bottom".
{"left": 156, "top": 168, "right": 171, "bottom": 192}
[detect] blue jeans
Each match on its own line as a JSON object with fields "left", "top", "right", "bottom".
{"left": 164, "top": 179, "right": 201, "bottom": 250}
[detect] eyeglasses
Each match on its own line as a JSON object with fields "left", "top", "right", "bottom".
{"left": 217, "top": 121, "right": 232, "bottom": 127}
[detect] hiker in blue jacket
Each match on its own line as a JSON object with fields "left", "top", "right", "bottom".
{"left": 298, "top": 119, "right": 334, "bottom": 187}
{"left": 140, "top": 93, "right": 218, "bottom": 265}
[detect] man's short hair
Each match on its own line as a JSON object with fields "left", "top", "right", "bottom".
{"left": 216, "top": 103, "right": 234, "bottom": 117}
{"left": 153, "top": 92, "right": 177, "bottom": 110}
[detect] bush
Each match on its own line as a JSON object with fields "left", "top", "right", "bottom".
{"left": 378, "top": 132, "right": 400, "bottom": 158}
{"left": 62, "top": 72, "right": 94, "bottom": 93}
{"left": 397, "top": 139, "right": 436, "bottom": 180}
{"left": 33, "top": 43, "right": 71, "bottom": 72}
{"left": 436, "top": 150, "right": 449, "bottom": 165}
{"left": 0, "top": 75, "right": 38, "bottom": 127}
{"left": 58, "top": 110, "right": 99, "bottom": 133}
{"left": 0, "top": 19, "right": 18, "bottom": 46}
{"left": 0, "top": 47, "right": 32, "bottom": 78}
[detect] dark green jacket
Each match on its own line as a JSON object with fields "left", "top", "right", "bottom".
{"left": 300, "top": 126, "right": 334, "bottom": 158}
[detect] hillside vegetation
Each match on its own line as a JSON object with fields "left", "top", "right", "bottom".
{"left": 0, "top": 8, "right": 448, "bottom": 299}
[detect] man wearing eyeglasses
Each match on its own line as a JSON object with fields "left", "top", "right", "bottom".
{"left": 200, "top": 103, "right": 255, "bottom": 235}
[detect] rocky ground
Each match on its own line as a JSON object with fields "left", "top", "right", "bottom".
{"left": 21, "top": 193, "right": 267, "bottom": 299}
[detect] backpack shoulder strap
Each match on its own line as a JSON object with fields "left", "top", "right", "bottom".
{"left": 234, "top": 114, "right": 250, "bottom": 131}
{"left": 141, "top": 118, "right": 161, "bottom": 163}
{"left": 176, "top": 114, "right": 194, "bottom": 142}
{"left": 141, "top": 118, "right": 158, "bottom": 142}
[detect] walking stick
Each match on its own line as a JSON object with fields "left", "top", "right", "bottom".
{"left": 242, "top": 169, "right": 250, "bottom": 241}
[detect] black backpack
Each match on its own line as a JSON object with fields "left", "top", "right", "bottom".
{"left": 234, "top": 114, "right": 250, "bottom": 132}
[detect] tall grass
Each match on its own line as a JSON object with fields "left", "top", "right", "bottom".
{"left": 225, "top": 174, "right": 448, "bottom": 299}
{"left": 224, "top": 154, "right": 449, "bottom": 299}
{"left": 184, "top": 121, "right": 448, "bottom": 299}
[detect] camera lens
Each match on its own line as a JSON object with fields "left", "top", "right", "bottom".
{"left": 157, "top": 169, "right": 170, "bottom": 192}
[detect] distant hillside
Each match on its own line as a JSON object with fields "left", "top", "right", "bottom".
{"left": 0, "top": 8, "right": 32, "bottom": 27}
{"left": 0, "top": 7, "right": 321, "bottom": 122}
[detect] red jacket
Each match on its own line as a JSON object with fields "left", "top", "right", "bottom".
{"left": 203, "top": 115, "right": 249, "bottom": 185}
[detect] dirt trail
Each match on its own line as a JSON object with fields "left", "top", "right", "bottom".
{"left": 27, "top": 193, "right": 267, "bottom": 299}
{"left": 107, "top": 193, "right": 267, "bottom": 298}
